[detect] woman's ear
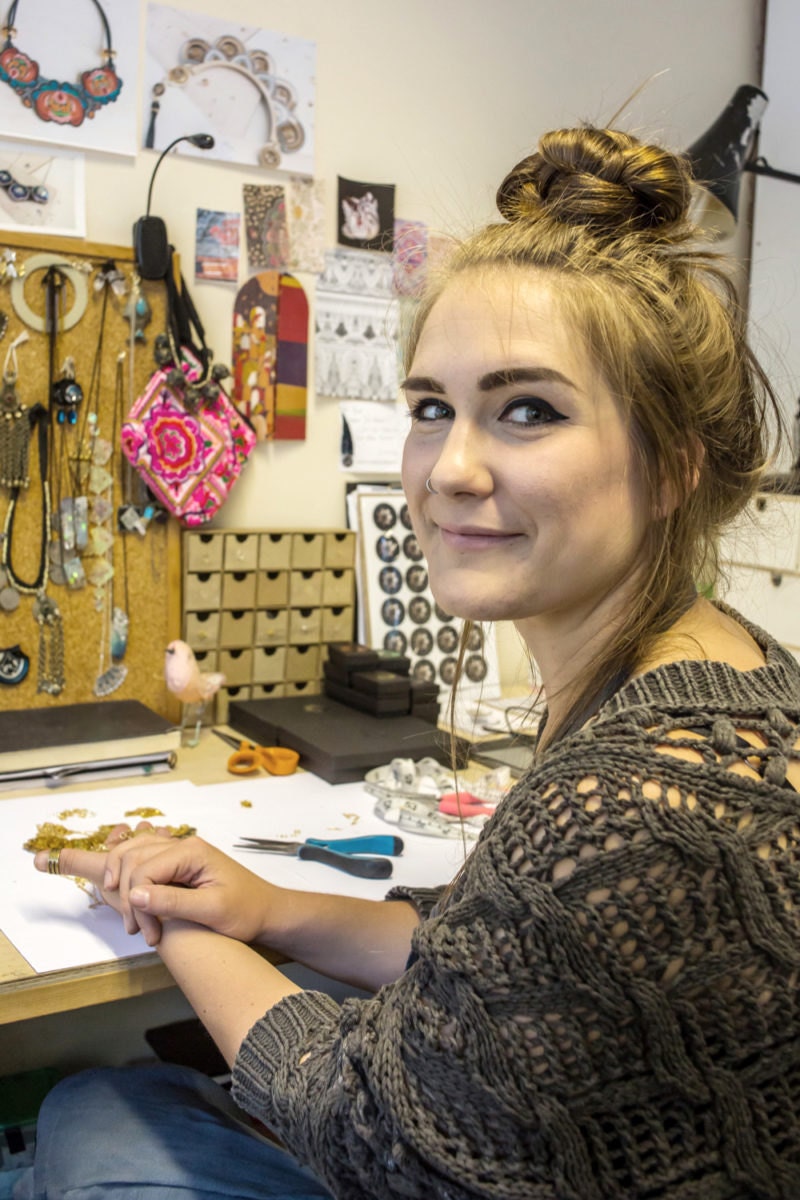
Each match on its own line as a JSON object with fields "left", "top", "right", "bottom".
{"left": 654, "top": 437, "right": 704, "bottom": 519}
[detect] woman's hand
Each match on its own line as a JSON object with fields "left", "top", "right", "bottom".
{"left": 34, "top": 830, "right": 279, "bottom": 948}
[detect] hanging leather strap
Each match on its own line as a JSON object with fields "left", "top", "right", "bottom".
{"left": 163, "top": 248, "right": 211, "bottom": 375}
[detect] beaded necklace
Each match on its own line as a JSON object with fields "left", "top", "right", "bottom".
{"left": 0, "top": 0, "right": 122, "bottom": 127}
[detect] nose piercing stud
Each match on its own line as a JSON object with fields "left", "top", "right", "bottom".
{"left": 425, "top": 477, "right": 438, "bottom": 494}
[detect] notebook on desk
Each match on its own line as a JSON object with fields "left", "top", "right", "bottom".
{"left": 0, "top": 699, "right": 180, "bottom": 780}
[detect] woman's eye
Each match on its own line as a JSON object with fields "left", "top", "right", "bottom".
{"left": 502, "top": 398, "right": 566, "bottom": 426}
{"left": 409, "top": 398, "right": 452, "bottom": 422}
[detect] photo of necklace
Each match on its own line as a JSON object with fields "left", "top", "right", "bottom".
{"left": 0, "top": 0, "right": 122, "bottom": 127}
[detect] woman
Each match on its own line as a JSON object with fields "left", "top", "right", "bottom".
{"left": 21, "top": 126, "right": 800, "bottom": 1199}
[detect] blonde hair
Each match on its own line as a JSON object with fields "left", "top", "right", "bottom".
{"left": 405, "top": 126, "right": 781, "bottom": 750}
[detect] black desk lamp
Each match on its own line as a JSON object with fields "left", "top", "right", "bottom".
{"left": 133, "top": 133, "right": 215, "bottom": 280}
{"left": 687, "top": 85, "right": 800, "bottom": 238}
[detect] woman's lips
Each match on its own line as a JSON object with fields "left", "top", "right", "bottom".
{"left": 438, "top": 525, "right": 523, "bottom": 551}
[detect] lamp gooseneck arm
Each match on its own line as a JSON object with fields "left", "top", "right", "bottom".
{"left": 145, "top": 133, "right": 216, "bottom": 217}
{"left": 145, "top": 136, "right": 189, "bottom": 218}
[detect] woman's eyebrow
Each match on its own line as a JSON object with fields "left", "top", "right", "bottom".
{"left": 399, "top": 375, "right": 445, "bottom": 393}
{"left": 478, "top": 366, "right": 575, "bottom": 391}
{"left": 399, "top": 367, "right": 575, "bottom": 394}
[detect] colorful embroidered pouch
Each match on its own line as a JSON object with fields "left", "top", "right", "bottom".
{"left": 120, "top": 365, "right": 256, "bottom": 528}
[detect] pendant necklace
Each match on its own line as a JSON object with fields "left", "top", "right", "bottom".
{"left": 93, "top": 350, "right": 127, "bottom": 697}
{"left": 0, "top": 0, "right": 122, "bottom": 127}
{"left": 86, "top": 269, "right": 129, "bottom": 693}
{"left": 45, "top": 265, "right": 86, "bottom": 591}
{"left": 0, "top": 329, "right": 31, "bottom": 489}
{"left": 0, "top": 403, "right": 65, "bottom": 694}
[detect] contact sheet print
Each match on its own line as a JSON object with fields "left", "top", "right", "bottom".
{"left": 353, "top": 488, "right": 501, "bottom": 711}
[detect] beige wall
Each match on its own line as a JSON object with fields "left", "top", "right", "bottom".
{"left": 87, "top": 0, "right": 764, "bottom": 682}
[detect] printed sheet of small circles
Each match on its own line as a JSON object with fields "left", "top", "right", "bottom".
{"left": 356, "top": 490, "right": 500, "bottom": 697}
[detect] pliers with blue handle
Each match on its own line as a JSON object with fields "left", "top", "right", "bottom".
{"left": 234, "top": 834, "right": 404, "bottom": 879}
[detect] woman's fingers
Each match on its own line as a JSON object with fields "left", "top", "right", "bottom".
{"left": 34, "top": 846, "right": 106, "bottom": 886}
{"left": 32, "top": 845, "right": 162, "bottom": 943}
{"left": 33, "top": 835, "right": 258, "bottom": 946}
{"left": 129, "top": 882, "right": 219, "bottom": 927}
{"left": 105, "top": 823, "right": 134, "bottom": 846}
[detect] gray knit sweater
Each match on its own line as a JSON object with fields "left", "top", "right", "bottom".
{"left": 232, "top": 611, "right": 800, "bottom": 1199}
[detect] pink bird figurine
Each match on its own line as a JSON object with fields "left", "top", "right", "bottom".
{"left": 165, "top": 640, "right": 226, "bottom": 704}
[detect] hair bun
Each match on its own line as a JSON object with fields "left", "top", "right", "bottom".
{"left": 496, "top": 127, "right": 693, "bottom": 236}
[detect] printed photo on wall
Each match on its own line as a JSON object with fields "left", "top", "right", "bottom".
{"left": 0, "top": 139, "right": 85, "bottom": 238}
{"left": 0, "top": 0, "right": 139, "bottom": 157}
{"left": 243, "top": 183, "right": 288, "bottom": 273}
{"left": 144, "top": 4, "right": 316, "bottom": 174}
{"left": 195, "top": 208, "right": 240, "bottom": 282}
{"left": 231, "top": 271, "right": 309, "bottom": 441}
{"left": 285, "top": 176, "right": 326, "bottom": 274}
{"left": 337, "top": 177, "right": 395, "bottom": 253}
{"left": 392, "top": 219, "right": 428, "bottom": 297}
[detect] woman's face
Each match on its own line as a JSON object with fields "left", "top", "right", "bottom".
{"left": 401, "top": 270, "right": 651, "bottom": 635}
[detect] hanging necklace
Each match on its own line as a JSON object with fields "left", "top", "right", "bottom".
{"left": 0, "top": 0, "right": 122, "bottom": 127}
{"left": 0, "top": 329, "right": 31, "bottom": 488}
{"left": 1, "top": 398, "right": 47, "bottom": 596}
{"left": 0, "top": 402, "right": 64, "bottom": 694}
{"left": 43, "top": 265, "right": 86, "bottom": 590}
{"left": 93, "top": 350, "right": 128, "bottom": 697}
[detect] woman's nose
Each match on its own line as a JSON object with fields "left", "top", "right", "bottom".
{"left": 427, "top": 422, "right": 493, "bottom": 497}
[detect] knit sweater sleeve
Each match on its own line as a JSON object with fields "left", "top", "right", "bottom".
{"left": 231, "top": 726, "right": 800, "bottom": 1199}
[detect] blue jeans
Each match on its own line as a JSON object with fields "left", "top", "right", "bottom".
{"left": 14, "top": 1064, "right": 333, "bottom": 1199}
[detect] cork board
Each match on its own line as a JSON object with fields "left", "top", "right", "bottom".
{"left": 0, "top": 232, "right": 181, "bottom": 722}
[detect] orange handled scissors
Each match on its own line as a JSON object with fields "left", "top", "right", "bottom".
{"left": 212, "top": 729, "right": 299, "bottom": 776}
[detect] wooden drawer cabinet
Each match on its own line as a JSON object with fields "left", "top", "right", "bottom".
{"left": 182, "top": 527, "right": 357, "bottom": 718}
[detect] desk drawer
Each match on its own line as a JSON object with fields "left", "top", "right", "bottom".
{"left": 321, "top": 606, "right": 354, "bottom": 642}
{"left": 219, "top": 648, "right": 253, "bottom": 686}
{"left": 251, "top": 683, "right": 285, "bottom": 701}
{"left": 324, "top": 531, "right": 356, "bottom": 568}
{"left": 257, "top": 570, "right": 289, "bottom": 608}
{"left": 285, "top": 644, "right": 320, "bottom": 681}
{"left": 251, "top": 645, "right": 287, "bottom": 684}
{"left": 289, "top": 570, "right": 323, "bottom": 608}
{"left": 219, "top": 610, "right": 255, "bottom": 648}
{"left": 259, "top": 533, "right": 292, "bottom": 569}
{"left": 222, "top": 572, "right": 257, "bottom": 610}
{"left": 322, "top": 569, "right": 354, "bottom": 607}
{"left": 292, "top": 533, "right": 324, "bottom": 569}
{"left": 185, "top": 532, "right": 223, "bottom": 572}
{"left": 284, "top": 680, "right": 321, "bottom": 697}
{"left": 224, "top": 533, "right": 259, "bottom": 571}
{"left": 255, "top": 609, "right": 289, "bottom": 645}
{"left": 184, "top": 611, "right": 219, "bottom": 649}
{"left": 184, "top": 573, "right": 222, "bottom": 611}
{"left": 289, "top": 608, "right": 321, "bottom": 644}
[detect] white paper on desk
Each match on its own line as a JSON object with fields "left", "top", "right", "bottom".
{"left": 0, "top": 780, "right": 196, "bottom": 974}
{"left": 0, "top": 774, "right": 466, "bottom": 974}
